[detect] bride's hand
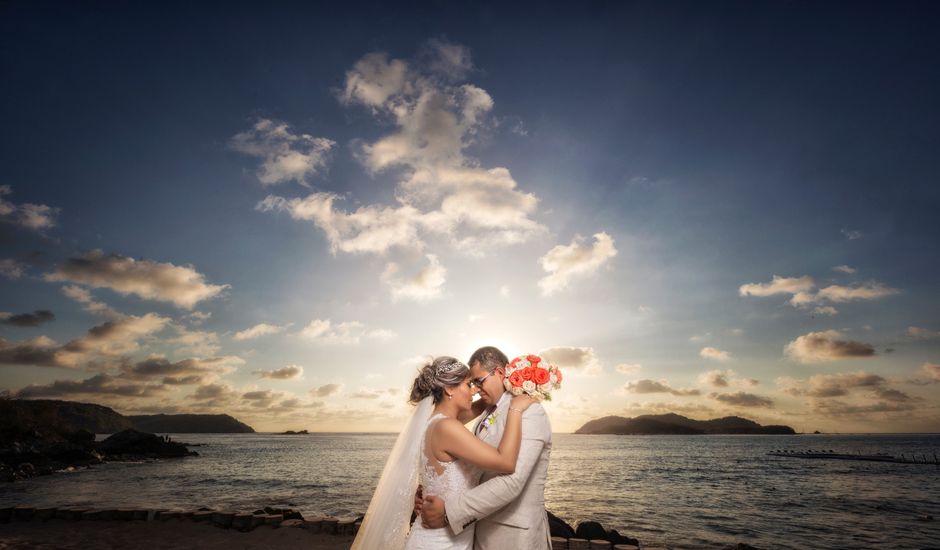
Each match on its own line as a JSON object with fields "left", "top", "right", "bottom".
{"left": 510, "top": 394, "right": 535, "bottom": 412}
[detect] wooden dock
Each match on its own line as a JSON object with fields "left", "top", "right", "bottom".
{"left": 768, "top": 450, "right": 939, "bottom": 465}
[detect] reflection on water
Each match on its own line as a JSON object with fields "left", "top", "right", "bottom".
{"left": 1, "top": 433, "right": 938, "bottom": 548}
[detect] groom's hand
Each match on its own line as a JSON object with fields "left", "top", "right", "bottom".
{"left": 421, "top": 495, "right": 446, "bottom": 528}
{"left": 413, "top": 485, "right": 424, "bottom": 513}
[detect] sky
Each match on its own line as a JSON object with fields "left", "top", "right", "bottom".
{"left": 1, "top": 1, "right": 939, "bottom": 433}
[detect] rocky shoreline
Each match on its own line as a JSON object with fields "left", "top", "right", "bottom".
{"left": 0, "top": 428, "right": 196, "bottom": 482}
{"left": 0, "top": 503, "right": 759, "bottom": 550}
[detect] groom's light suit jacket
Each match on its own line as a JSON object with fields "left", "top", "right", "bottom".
{"left": 446, "top": 392, "right": 553, "bottom": 550}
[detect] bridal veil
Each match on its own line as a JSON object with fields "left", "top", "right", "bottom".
{"left": 351, "top": 395, "right": 434, "bottom": 550}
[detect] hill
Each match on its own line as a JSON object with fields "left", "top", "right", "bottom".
{"left": 575, "top": 413, "right": 795, "bottom": 435}
{"left": 0, "top": 399, "right": 132, "bottom": 436}
{"left": 128, "top": 414, "right": 254, "bottom": 433}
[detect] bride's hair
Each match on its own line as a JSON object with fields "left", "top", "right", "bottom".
{"left": 409, "top": 356, "right": 470, "bottom": 404}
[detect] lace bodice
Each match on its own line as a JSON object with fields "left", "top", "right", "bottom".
{"left": 420, "top": 414, "right": 480, "bottom": 501}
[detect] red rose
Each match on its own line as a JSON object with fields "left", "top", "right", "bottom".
{"left": 554, "top": 368, "right": 563, "bottom": 383}
{"left": 532, "top": 367, "right": 550, "bottom": 385}
{"left": 509, "top": 357, "right": 521, "bottom": 368}
{"left": 526, "top": 354, "right": 541, "bottom": 364}
{"left": 520, "top": 366, "right": 535, "bottom": 380}
{"left": 508, "top": 371, "right": 525, "bottom": 388}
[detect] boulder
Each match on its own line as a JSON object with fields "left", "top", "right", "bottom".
{"left": 98, "top": 429, "right": 196, "bottom": 459}
{"left": 607, "top": 528, "right": 639, "bottom": 546}
{"left": 576, "top": 521, "right": 608, "bottom": 541}
{"left": 547, "top": 510, "right": 576, "bottom": 538}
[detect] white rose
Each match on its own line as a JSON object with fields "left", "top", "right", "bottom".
{"left": 510, "top": 387, "right": 523, "bottom": 396}
{"left": 522, "top": 380, "right": 536, "bottom": 392}
{"left": 549, "top": 373, "right": 558, "bottom": 384}
{"left": 504, "top": 379, "right": 513, "bottom": 391}
{"left": 538, "top": 383, "right": 551, "bottom": 393}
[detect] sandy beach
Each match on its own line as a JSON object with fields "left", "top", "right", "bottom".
{"left": 0, "top": 519, "right": 354, "bottom": 550}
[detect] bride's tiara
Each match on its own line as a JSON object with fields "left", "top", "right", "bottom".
{"left": 436, "top": 360, "right": 467, "bottom": 376}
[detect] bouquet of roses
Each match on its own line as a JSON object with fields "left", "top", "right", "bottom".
{"left": 503, "top": 354, "right": 562, "bottom": 401}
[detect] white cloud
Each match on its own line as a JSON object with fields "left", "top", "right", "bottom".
{"left": 813, "top": 306, "right": 839, "bottom": 316}
{"left": 310, "top": 383, "right": 343, "bottom": 397}
{"left": 623, "top": 379, "right": 700, "bottom": 396}
{"left": 230, "top": 118, "right": 335, "bottom": 186}
{"left": 738, "top": 275, "right": 815, "bottom": 297}
{"left": 833, "top": 265, "right": 857, "bottom": 274}
{"left": 921, "top": 363, "right": 940, "bottom": 381}
{"left": 0, "top": 185, "right": 59, "bottom": 231}
{"left": 233, "top": 322, "right": 291, "bottom": 341}
{"left": 908, "top": 326, "right": 940, "bottom": 340}
{"left": 165, "top": 325, "right": 221, "bottom": 357}
{"left": 777, "top": 371, "right": 911, "bottom": 403}
{"left": 700, "top": 347, "right": 730, "bottom": 361}
{"left": 297, "top": 319, "right": 393, "bottom": 345}
{"left": 540, "top": 346, "right": 602, "bottom": 375}
{"left": 382, "top": 254, "right": 446, "bottom": 301}
{"left": 699, "top": 369, "right": 732, "bottom": 387}
{"left": 0, "top": 259, "right": 26, "bottom": 279}
{"left": 709, "top": 391, "right": 774, "bottom": 408}
{"left": 841, "top": 228, "right": 862, "bottom": 240}
{"left": 784, "top": 330, "right": 876, "bottom": 363}
{"left": 255, "top": 365, "right": 304, "bottom": 380}
{"left": 538, "top": 232, "right": 617, "bottom": 295}
{"left": 815, "top": 282, "right": 899, "bottom": 303}
{"left": 615, "top": 363, "right": 642, "bottom": 374}
{"left": 45, "top": 250, "right": 228, "bottom": 309}
{"left": 260, "top": 43, "right": 545, "bottom": 259}
{"left": 61, "top": 285, "right": 120, "bottom": 318}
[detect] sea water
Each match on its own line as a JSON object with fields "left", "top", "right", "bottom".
{"left": 1, "top": 433, "right": 938, "bottom": 549}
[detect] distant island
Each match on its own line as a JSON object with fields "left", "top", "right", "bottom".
{"left": 575, "top": 413, "right": 795, "bottom": 435}
{"left": 280, "top": 429, "right": 309, "bottom": 435}
{"left": 1, "top": 399, "right": 255, "bottom": 434}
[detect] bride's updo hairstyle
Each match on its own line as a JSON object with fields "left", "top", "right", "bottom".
{"left": 409, "top": 356, "right": 470, "bottom": 404}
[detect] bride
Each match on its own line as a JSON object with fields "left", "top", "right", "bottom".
{"left": 351, "top": 356, "right": 534, "bottom": 550}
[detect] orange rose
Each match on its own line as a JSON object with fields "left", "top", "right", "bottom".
{"left": 526, "top": 354, "right": 541, "bottom": 364}
{"left": 509, "top": 357, "right": 521, "bottom": 368}
{"left": 508, "top": 371, "right": 526, "bottom": 388}
{"left": 533, "top": 367, "right": 550, "bottom": 385}
{"left": 520, "top": 366, "right": 535, "bottom": 380}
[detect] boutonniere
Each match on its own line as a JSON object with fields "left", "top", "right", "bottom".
{"left": 484, "top": 411, "right": 499, "bottom": 429}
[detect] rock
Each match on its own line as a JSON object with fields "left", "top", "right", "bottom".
{"left": 321, "top": 517, "right": 338, "bottom": 535}
{"left": 547, "top": 510, "right": 576, "bottom": 538}
{"left": 589, "top": 540, "right": 611, "bottom": 549}
{"left": 97, "top": 429, "right": 196, "bottom": 459}
{"left": 576, "top": 521, "right": 608, "bottom": 541}
{"left": 35, "top": 508, "right": 56, "bottom": 520}
{"left": 337, "top": 517, "right": 357, "bottom": 535}
{"left": 722, "top": 544, "right": 761, "bottom": 550}
{"left": 607, "top": 528, "right": 638, "bottom": 546}
{"left": 212, "top": 511, "right": 234, "bottom": 528}
{"left": 281, "top": 519, "right": 304, "bottom": 528}
{"left": 1, "top": 506, "right": 13, "bottom": 523}
{"left": 302, "top": 518, "right": 323, "bottom": 534}
{"left": 232, "top": 512, "right": 253, "bottom": 531}
{"left": 263, "top": 514, "right": 283, "bottom": 526}
{"left": 568, "top": 539, "right": 591, "bottom": 550}
{"left": 14, "top": 506, "right": 35, "bottom": 521}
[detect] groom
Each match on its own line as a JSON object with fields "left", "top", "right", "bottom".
{"left": 421, "top": 346, "right": 553, "bottom": 549}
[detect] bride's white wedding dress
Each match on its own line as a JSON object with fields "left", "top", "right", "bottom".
{"left": 404, "top": 413, "right": 479, "bottom": 550}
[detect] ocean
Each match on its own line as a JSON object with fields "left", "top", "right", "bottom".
{"left": 2, "top": 433, "right": 938, "bottom": 549}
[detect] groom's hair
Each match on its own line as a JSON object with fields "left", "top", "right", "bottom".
{"left": 468, "top": 346, "right": 508, "bottom": 373}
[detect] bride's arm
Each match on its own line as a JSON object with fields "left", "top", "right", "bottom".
{"left": 435, "top": 395, "right": 533, "bottom": 474}
{"left": 456, "top": 399, "right": 487, "bottom": 424}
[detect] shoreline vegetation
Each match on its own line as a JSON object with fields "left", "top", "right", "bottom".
{"left": 574, "top": 413, "right": 795, "bottom": 435}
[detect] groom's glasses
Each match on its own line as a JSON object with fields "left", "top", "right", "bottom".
{"left": 471, "top": 371, "right": 493, "bottom": 389}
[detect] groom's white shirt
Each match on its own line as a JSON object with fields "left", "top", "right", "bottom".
{"left": 447, "top": 391, "right": 553, "bottom": 550}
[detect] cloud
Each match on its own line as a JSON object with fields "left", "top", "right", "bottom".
{"left": 815, "top": 282, "right": 899, "bottom": 303}
{"left": 739, "top": 275, "right": 898, "bottom": 315}
{"left": 739, "top": 275, "right": 815, "bottom": 297}
{"left": 699, "top": 369, "right": 732, "bottom": 387}
{"left": 310, "top": 383, "right": 343, "bottom": 397}
{"left": 709, "top": 391, "right": 774, "bottom": 408}
{"left": 0, "top": 185, "right": 59, "bottom": 231}
{"left": 908, "top": 327, "right": 940, "bottom": 340}
{"left": 540, "top": 346, "right": 602, "bottom": 375}
{"left": 776, "top": 371, "right": 911, "bottom": 403}
{"left": 0, "top": 314, "right": 171, "bottom": 369}
{"left": 841, "top": 228, "right": 862, "bottom": 240}
{"left": 833, "top": 265, "right": 857, "bottom": 274}
{"left": 233, "top": 322, "right": 291, "bottom": 341}
{"left": 186, "top": 311, "right": 212, "bottom": 325}
{"left": 700, "top": 347, "right": 730, "bottom": 361}
{"left": 254, "top": 365, "right": 304, "bottom": 380}
{"left": 784, "top": 330, "right": 876, "bottom": 363}
{"left": 297, "top": 319, "right": 393, "bottom": 345}
{"left": 615, "top": 363, "right": 642, "bottom": 374}
{"left": 624, "top": 379, "right": 700, "bottom": 396}
{"left": 120, "top": 355, "right": 242, "bottom": 384}
{"left": 382, "top": 254, "right": 446, "bottom": 301}
{"left": 920, "top": 363, "right": 940, "bottom": 381}
{"left": 61, "top": 285, "right": 120, "bottom": 318}
{"left": 242, "top": 389, "right": 278, "bottom": 408}
{"left": 261, "top": 43, "right": 544, "bottom": 258}
{"left": 164, "top": 325, "right": 221, "bottom": 357}
{"left": 813, "top": 400, "right": 915, "bottom": 416}
{"left": 231, "top": 118, "right": 335, "bottom": 186}
{"left": 350, "top": 387, "right": 401, "bottom": 400}
{"left": 538, "top": 233, "right": 617, "bottom": 295}
{"left": 0, "top": 310, "right": 54, "bottom": 328}
{"left": 0, "top": 259, "right": 26, "bottom": 279}
{"left": 17, "top": 374, "right": 168, "bottom": 399}
{"left": 45, "top": 250, "right": 228, "bottom": 309}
